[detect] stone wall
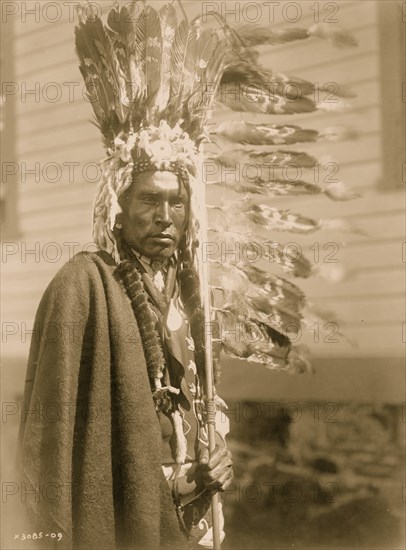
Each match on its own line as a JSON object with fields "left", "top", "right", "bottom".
{"left": 222, "top": 400, "right": 405, "bottom": 550}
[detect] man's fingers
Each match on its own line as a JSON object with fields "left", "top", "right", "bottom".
{"left": 199, "top": 444, "right": 223, "bottom": 468}
{"left": 198, "top": 442, "right": 234, "bottom": 494}
{"left": 216, "top": 467, "right": 233, "bottom": 488}
{"left": 207, "top": 445, "right": 229, "bottom": 470}
{"left": 206, "top": 457, "right": 233, "bottom": 481}
{"left": 208, "top": 449, "right": 232, "bottom": 471}
{"left": 206, "top": 466, "right": 234, "bottom": 492}
{"left": 198, "top": 445, "right": 210, "bottom": 465}
{"left": 221, "top": 470, "right": 234, "bottom": 492}
{"left": 199, "top": 444, "right": 234, "bottom": 492}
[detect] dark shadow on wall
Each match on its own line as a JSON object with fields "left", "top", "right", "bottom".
{"left": 222, "top": 400, "right": 405, "bottom": 550}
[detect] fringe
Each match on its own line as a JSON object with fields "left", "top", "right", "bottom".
{"left": 116, "top": 260, "right": 166, "bottom": 404}
{"left": 172, "top": 409, "right": 187, "bottom": 464}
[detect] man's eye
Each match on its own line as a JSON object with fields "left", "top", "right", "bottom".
{"left": 143, "top": 196, "right": 158, "bottom": 204}
{"left": 172, "top": 199, "right": 185, "bottom": 208}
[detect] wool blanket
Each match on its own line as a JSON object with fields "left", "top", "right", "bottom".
{"left": 18, "top": 251, "right": 187, "bottom": 550}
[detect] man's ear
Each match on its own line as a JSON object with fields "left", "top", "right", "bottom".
{"left": 113, "top": 212, "right": 124, "bottom": 231}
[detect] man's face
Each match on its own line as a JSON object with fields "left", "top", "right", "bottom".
{"left": 119, "top": 171, "right": 188, "bottom": 259}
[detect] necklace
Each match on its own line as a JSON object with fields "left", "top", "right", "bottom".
{"left": 116, "top": 254, "right": 221, "bottom": 410}
{"left": 131, "top": 249, "right": 184, "bottom": 332}
{"left": 117, "top": 260, "right": 175, "bottom": 411}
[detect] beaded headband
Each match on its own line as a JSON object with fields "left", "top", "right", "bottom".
{"left": 132, "top": 159, "right": 191, "bottom": 183}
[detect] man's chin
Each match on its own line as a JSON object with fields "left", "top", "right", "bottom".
{"left": 144, "top": 243, "right": 177, "bottom": 259}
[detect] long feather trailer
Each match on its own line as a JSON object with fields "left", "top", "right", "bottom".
{"left": 210, "top": 148, "right": 318, "bottom": 169}
{"left": 212, "top": 121, "right": 358, "bottom": 146}
{"left": 209, "top": 202, "right": 361, "bottom": 235}
{"left": 75, "top": 3, "right": 359, "bottom": 545}
{"left": 234, "top": 22, "right": 358, "bottom": 48}
{"left": 75, "top": 0, "right": 359, "bottom": 381}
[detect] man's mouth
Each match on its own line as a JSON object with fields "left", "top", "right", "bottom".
{"left": 150, "top": 233, "right": 175, "bottom": 243}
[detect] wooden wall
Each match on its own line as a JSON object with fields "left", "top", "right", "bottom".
{"left": 1, "top": 1, "right": 404, "bottom": 403}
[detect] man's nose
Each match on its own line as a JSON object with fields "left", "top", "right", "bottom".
{"left": 155, "top": 201, "right": 172, "bottom": 227}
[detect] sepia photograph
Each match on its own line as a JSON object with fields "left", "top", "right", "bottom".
{"left": 1, "top": 1, "right": 405, "bottom": 549}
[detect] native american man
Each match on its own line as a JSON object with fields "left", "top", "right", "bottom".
{"left": 18, "top": 159, "right": 234, "bottom": 549}
{"left": 18, "top": 0, "right": 351, "bottom": 546}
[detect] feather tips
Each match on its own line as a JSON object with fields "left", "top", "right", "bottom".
{"left": 209, "top": 177, "right": 323, "bottom": 198}
{"left": 75, "top": 3, "right": 229, "bottom": 144}
{"left": 156, "top": 4, "right": 177, "bottom": 111}
{"left": 233, "top": 23, "right": 357, "bottom": 48}
{"left": 144, "top": 5, "right": 163, "bottom": 110}
{"left": 75, "top": 2, "right": 358, "bottom": 375}
{"left": 211, "top": 148, "right": 317, "bottom": 169}
{"left": 212, "top": 121, "right": 357, "bottom": 146}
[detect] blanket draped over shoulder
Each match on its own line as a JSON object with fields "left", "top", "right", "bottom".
{"left": 18, "top": 251, "right": 187, "bottom": 550}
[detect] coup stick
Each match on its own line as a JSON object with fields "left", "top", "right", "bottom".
{"left": 200, "top": 246, "right": 221, "bottom": 550}
{"left": 197, "top": 155, "right": 222, "bottom": 550}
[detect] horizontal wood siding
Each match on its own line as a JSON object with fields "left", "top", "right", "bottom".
{"left": 1, "top": 1, "right": 404, "bottom": 401}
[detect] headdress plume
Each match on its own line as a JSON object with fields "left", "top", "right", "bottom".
{"left": 75, "top": 0, "right": 358, "bottom": 385}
